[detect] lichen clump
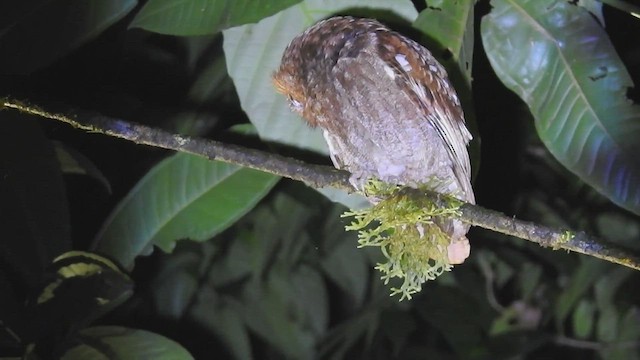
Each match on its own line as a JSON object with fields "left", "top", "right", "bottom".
{"left": 342, "top": 180, "right": 463, "bottom": 300}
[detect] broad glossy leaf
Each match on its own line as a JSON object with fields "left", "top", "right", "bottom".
{"left": 482, "top": 0, "right": 640, "bottom": 215}
{"left": 94, "top": 153, "right": 279, "bottom": 268}
{"left": 223, "top": 0, "right": 418, "bottom": 208}
{"left": 62, "top": 326, "right": 193, "bottom": 359}
{"left": 130, "top": 0, "right": 301, "bottom": 35}
{"left": 0, "top": 0, "right": 136, "bottom": 74}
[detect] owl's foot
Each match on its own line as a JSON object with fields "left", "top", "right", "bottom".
{"left": 348, "top": 171, "right": 369, "bottom": 192}
{"left": 447, "top": 237, "right": 470, "bottom": 265}
{"left": 348, "top": 173, "right": 390, "bottom": 204}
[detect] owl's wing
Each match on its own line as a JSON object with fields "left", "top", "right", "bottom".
{"left": 330, "top": 50, "right": 433, "bottom": 182}
{"left": 379, "top": 33, "right": 474, "bottom": 200}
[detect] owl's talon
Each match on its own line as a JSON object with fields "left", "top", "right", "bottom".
{"left": 447, "top": 237, "right": 470, "bottom": 265}
{"left": 348, "top": 172, "right": 368, "bottom": 192}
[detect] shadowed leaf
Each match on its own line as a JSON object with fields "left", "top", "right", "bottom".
{"left": 0, "top": 0, "right": 136, "bottom": 74}
{"left": 482, "top": 0, "right": 640, "bottom": 215}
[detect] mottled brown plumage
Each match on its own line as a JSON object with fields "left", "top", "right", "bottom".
{"left": 273, "top": 16, "right": 474, "bottom": 264}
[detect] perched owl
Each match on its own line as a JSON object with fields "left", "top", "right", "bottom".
{"left": 273, "top": 16, "right": 475, "bottom": 264}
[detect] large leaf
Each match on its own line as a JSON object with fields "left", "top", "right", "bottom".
{"left": 481, "top": 0, "right": 640, "bottom": 215}
{"left": 130, "top": 0, "right": 301, "bottom": 36}
{"left": 223, "top": 0, "right": 418, "bottom": 209}
{"left": 62, "top": 326, "right": 193, "bottom": 360}
{"left": 93, "top": 153, "right": 279, "bottom": 268}
{"left": 30, "top": 251, "right": 134, "bottom": 342}
{"left": 0, "top": 0, "right": 137, "bottom": 74}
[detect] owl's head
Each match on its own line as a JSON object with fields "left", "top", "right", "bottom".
{"left": 272, "top": 61, "right": 305, "bottom": 115}
{"left": 273, "top": 16, "right": 373, "bottom": 127}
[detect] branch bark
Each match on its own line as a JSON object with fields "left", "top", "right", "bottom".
{"left": 3, "top": 98, "right": 640, "bottom": 271}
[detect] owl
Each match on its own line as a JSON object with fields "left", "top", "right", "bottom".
{"left": 273, "top": 16, "right": 475, "bottom": 264}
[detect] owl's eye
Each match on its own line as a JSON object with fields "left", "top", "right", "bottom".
{"left": 288, "top": 96, "right": 303, "bottom": 112}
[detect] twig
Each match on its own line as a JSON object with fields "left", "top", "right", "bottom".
{"left": 1, "top": 98, "right": 346, "bottom": 190}
{"left": 3, "top": 98, "right": 640, "bottom": 271}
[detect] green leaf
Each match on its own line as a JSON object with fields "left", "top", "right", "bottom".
{"left": 518, "top": 262, "right": 542, "bottom": 300}
{"left": 130, "top": 0, "right": 301, "bottom": 36}
{"left": 554, "top": 258, "right": 608, "bottom": 329}
{"left": 241, "top": 273, "right": 318, "bottom": 359}
{"left": 577, "top": 0, "right": 604, "bottom": 25}
{"left": 30, "top": 251, "right": 133, "bottom": 343}
{"left": 290, "top": 265, "right": 329, "bottom": 336}
{"left": 150, "top": 242, "right": 217, "bottom": 319}
{"left": 481, "top": 0, "right": 640, "bottom": 215}
{"left": 320, "top": 238, "right": 368, "bottom": 306}
{"left": 53, "top": 141, "right": 112, "bottom": 194}
{"left": 62, "top": 326, "right": 193, "bottom": 360}
{"left": 597, "top": 305, "right": 619, "bottom": 343}
{"left": 0, "top": 0, "right": 136, "bottom": 74}
{"left": 222, "top": 0, "right": 418, "bottom": 208}
{"left": 594, "top": 267, "right": 633, "bottom": 311}
{"left": 573, "top": 299, "right": 595, "bottom": 339}
{"left": 153, "top": 268, "right": 199, "bottom": 318}
{"left": 191, "top": 290, "right": 253, "bottom": 360}
{"left": 94, "top": 153, "right": 279, "bottom": 268}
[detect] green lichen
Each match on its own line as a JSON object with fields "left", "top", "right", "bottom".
{"left": 342, "top": 180, "right": 463, "bottom": 300}
{"left": 559, "top": 230, "right": 575, "bottom": 243}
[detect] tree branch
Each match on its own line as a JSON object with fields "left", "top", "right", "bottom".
{"left": 3, "top": 98, "right": 640, "bottom": 271}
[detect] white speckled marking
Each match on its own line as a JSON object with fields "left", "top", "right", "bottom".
{"left": 383, "top": 64, "right": 396, "bottom": 79}
{"left": 395, "top": 54, "right": 411, "bottom": 72}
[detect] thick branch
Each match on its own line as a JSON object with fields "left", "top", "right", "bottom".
{"left": 3, "top": 98, "right": 640, "bottom": 271}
